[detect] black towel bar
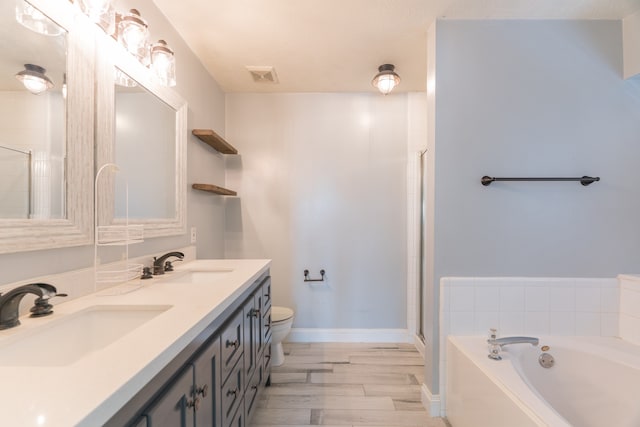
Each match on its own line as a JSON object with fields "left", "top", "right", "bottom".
{"left": 481, "top": 176, "right": 600, "bottom": 186}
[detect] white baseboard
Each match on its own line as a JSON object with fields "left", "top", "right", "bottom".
{"left": 287, "top": 328, "right": 412, "bottom": 343}
{"left": 422, "top": 384, "right": 442, "bottom": 417}
{"left": 414, "top": 335, "right": 426, "bottom": 357}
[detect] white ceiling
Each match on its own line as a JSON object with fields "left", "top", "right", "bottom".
{"left": 151, "top": 0, "right": 640, "bottom": 93}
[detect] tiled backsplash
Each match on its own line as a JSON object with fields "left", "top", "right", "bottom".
{"left": 619, "top": 275, "right": 640, "bottom": 345}
{"left": 440, "top": 277, "right": 619, "bottom": 338}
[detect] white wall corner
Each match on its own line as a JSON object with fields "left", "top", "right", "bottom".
{"left": 623, "top": 11, "right": 640, "bottom": 79}
{"left": 421, "top": 383, "right": 443, "bottom": 417}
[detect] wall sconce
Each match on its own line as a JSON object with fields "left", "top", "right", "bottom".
{"left": 372, "top": 64, "right": 400, "bottom": 95}
{"left": 15, "top": 0, "right": 64, "bottom": 36}
{"left": 15, "top": 64, "right": 54, "bottom": 95}
{"left": 76, "top": 0, "right": 115, "bottom": 35}
{"left": 150, "top": 40, "right": 176, "bottom": 87}
{"left": 117, "top": 9, "right": 149, "bottom": 63}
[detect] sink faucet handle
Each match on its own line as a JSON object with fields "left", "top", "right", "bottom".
{"left": 30, "top": 289, "right": 67, "bottom": 318}
{"left": 164, "top": 259, "right": 183, "bottom": 272}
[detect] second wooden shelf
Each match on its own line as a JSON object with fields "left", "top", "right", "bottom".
{"left": 192, "top": 183, "right": 237, "bottom": 196}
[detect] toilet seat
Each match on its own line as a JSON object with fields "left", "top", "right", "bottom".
{"left": 272, "top": 306, "right": 294, "bottom": 323}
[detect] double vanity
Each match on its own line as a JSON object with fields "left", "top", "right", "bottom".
{"left": 0, "top": 259, "right": 272, "bottom": 427}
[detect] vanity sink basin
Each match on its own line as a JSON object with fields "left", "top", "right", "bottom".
{"left": 163, "top": 269, "right": 234, "bottom": 284}
{"left": 0, "top": 305, "right": 171, "bottom": 366}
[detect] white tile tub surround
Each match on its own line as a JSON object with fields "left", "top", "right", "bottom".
{"left": 619, "top": 275, "right": 640, "bottom": 345}
{"left": 437, "top": 276, "right": 619, "bottom": 417}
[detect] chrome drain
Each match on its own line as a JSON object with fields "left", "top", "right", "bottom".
{"left": 539, "top": 352, "right": 555, "bottom": 368}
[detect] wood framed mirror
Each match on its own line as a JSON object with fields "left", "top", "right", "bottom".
{"left": 0, "top": 0, "right": 94, "bottom": 253}
{"left": 95, "top": 32, "right": 187, "bottom": 238}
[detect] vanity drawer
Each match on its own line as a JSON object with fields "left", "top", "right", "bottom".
{"left": 221, "top": 309, "right": 244, "bottom": 382}
{"left": 263, "top": 341, "right": 272, "bottom": 386}
{"left": 221, "top": 357, "right": 243, "bottom": 427}
{"left": 226, "top": 397, "right": 244, "bottom": 427}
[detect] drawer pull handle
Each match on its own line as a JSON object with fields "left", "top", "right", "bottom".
{"left": 251, "top": 385, "right": 258, "bottom": 391}
{"left": 226, "top": 339, "right": 239, "bottom": 349}
{"left": 186, "top": 397, "right": 200, "bottom": 411}
{"left": 227, "top": 388, "right": 238, "bottom": 397}
{"left": 195, "top": 384, "right": 208, "bottom": 397}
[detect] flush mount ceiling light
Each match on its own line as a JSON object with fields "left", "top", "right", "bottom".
{"left": 372, "top": 64, "right": 400, "bottom": 95}
{"left": 117, "top": 9, "right": 149, "bottom": 62}
{"left": 150, "top": 40, "right": 176, "bottom": 87}
{"left": 15, "top": 0, "right": 64, "bottom": 36}
{"left": 15, "top": 64, "right": 54, "bottom": 95}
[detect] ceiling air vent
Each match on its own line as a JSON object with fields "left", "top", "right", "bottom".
{"left": 246, "top": 66, "right": 279, "bottom": 84}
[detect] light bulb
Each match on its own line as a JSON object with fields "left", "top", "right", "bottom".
{"left": 151, "top": 40, "right": 176, "bottom": 87}
{"left": 117, "top": 9, "right": 149, "bottom": 61}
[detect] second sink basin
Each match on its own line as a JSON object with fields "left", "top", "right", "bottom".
{"left": 163, "top": 269, "right": 233, "bottom": 284}
{"left": 0, "top": 304, "right": 171, "bottom": 366}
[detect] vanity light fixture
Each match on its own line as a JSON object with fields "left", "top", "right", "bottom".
{"left": 372, "top": 64, "right": 400, "bottom": 95}
{"left": 117, "top": 9, "right": 149, "bottom": 63}
{"left": 76, "top": 0, "right": 116, "bottom": 35}
{"left": 15, "top": 64, "right": 54, "bottom": 95}
{"left": 150, "top": 40, "right": 176, "bottom": 87}
{"left": 15, "top": 0, "right": 64, "bottom": 36}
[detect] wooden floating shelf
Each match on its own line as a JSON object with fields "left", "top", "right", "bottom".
{"left": 192, "top": 183, "right": 237, "bottom": 196}
{"left": 192, "top": 129, "right": 238, "bottom": 154}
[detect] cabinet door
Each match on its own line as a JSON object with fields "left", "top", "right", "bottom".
{"left": 221, "top": 310, "right": 244, "bottom": 383}
{"left": 243, "top": 294, "right": 257, "bottom": 381}
{"left": 193, "top": 336, "right": 222, "bottom": 427}
{"left": 143, "top": 365, "right": 195, "bottom": 427}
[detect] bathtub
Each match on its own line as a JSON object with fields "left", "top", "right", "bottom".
{"left": 446, "top": 336, "right": 640, "bottom": 427}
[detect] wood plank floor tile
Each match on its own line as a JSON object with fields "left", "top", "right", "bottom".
{"left": 262, "top": 395, "right": 395, "bottom": 410}
{"left": 309, "top": 372, "right": 415, "bottom": 385}
{"left": 248, "top": 342, "right": 447, "bottom": 427}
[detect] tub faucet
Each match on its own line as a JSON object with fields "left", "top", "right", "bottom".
{"left": 152, "top": 251, "right": 184, "bottom": 275}
{"left": 0, "top": 283, "right": 67, "bottom": 330}
{"left": 487, "top": 336, "right": 539, "bottom": 360}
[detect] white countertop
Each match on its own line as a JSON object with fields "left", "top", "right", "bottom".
{"left": 0, "top": 259, "right": 270, "bottom": 427}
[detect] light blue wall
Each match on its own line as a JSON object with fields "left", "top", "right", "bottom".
{"left": 426, "top": 19, "right": 640, "bottom": 394}
{"left": 225, "top": 93, "right": 409, "bottom": 329}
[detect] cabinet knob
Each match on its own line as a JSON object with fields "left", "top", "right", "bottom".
{"left": 227, "top": 388, "right": 238, "bottom": 397}
{"left": 251, "top": 308, "right": 261, "bottom": 317}
{"left": 186, "top": 396, "right": 200, "bottom": 411}
{"left": 195, "top": 383, "right": 208, "bottom": 398}
{"left": 225, "top": 339, "right": 239, "bottom": 349}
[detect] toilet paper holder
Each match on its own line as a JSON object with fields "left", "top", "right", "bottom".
{"left": 303, "top": 269, "right": 325, "bottom": 282}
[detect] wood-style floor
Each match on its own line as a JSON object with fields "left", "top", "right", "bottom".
{"left": 250, "top": 342, "right": 449, "bottom": 427}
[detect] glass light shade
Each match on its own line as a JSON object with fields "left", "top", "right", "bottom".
{"left": 77, "top": 0, "right": 115, "bottom": 34}
{"left": 372, "top": 64, "right": 400, "bottom": 95}
{"left": 15, "top": 64, "right": 54, "bottom": 95}
{"left": 15, "top": 0, "right": 64, "bottom": 36}
{"left": 150, "top": 40, "right": 176, "bottom": 87}
{"left": 118, "top": 9, "right": 149, "bottom": 62}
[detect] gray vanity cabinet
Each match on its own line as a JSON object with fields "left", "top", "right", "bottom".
{"left": 137, "top": 336, "right": 222, "bottom": 427}
{"left": 111, "top": 272, "right": 271, "bottom": 427}
{"left": 140, "top": 365, "right": 196, "bottom": 427}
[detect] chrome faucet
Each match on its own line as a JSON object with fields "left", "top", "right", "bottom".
{"left": 152, "top": 251, "right": 184, "bottom": 275}
{"left": 0, "top": 283, "right": 67, "bottom": 330}
{"left": 487, "top": 336, "right": 539, "bottom": 360}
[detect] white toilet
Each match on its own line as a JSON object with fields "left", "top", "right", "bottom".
{"left": 271, "top": 306, "right": 294, "bottom": 366}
